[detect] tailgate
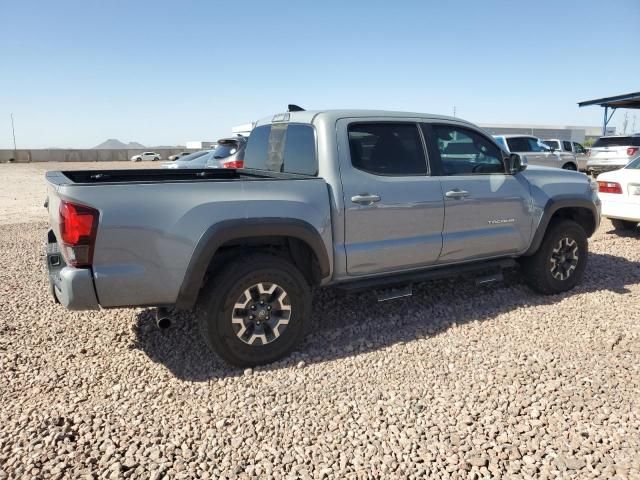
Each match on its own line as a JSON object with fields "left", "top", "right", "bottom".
{"left": 590, "top": 146, "right": 628, "bottom": 161}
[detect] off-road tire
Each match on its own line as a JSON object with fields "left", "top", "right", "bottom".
{"left": 197, "top": 253, "right": 311, "bottom": 367}
{"left": 520, "top": 219, "right": 588, "bottom": 294}
{"left": 611, "top": 219, "right": 637, "bottom": 231}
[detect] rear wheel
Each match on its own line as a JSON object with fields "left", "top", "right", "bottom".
{"left": 519, "top": 220, "right": 588, "bottom": 294}
{"left": 562, "top": 163, "right": 577, "bottom": 170}
{"left": 197, "top": 254, "right": 311, "bottom": 367}
{"left": 611, "top": 219, "right": 638, "bottom": 231}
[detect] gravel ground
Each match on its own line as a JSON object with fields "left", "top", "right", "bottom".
{"left": 0, "top": 164, "right": 639, "bottom": 479}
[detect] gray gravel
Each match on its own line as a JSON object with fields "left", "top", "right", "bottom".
{"left": 1, "top": 193, "right": 639, "bottom": 478}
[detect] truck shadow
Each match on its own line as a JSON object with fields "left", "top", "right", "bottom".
{"left": 130, "top": 251, "right": 639, "bottom": 381}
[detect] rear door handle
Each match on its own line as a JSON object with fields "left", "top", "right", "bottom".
{"left": 445, "top": 189, "right": 470, "bottom": 199}
{"left": 351, "top": 194, "right": 381, "bottom": 205}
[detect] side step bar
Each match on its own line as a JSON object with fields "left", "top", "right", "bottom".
{"left": 337, "top": 258, "right": 516, "bottom": 296}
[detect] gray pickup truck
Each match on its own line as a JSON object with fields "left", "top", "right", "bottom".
{"left": 45, "top": 109, "right": 601, "bottom": 366}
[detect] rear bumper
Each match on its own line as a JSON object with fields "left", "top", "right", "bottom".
{"left": 50, "top": 267, "right": 100, "bottom": 310}
{"left": 46, "top": 230, "right": 100, "bottom": 310}
{"left": 601, "top": 200, "right": 640, "bottom": 223}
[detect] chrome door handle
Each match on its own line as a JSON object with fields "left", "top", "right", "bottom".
{"left": 445, "top": 189, "right": 469, "bottom": 199}
{"left": 351, "top": 194, "right": 381, "bottom": 205}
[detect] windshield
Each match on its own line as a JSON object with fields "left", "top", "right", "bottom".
{"left": 626, "top": 156, "right": 640, "bottom": 169}
{"left": 593, "top": 136, "right": 640, "bottom": 147}
{"left": 544, "top": 140, "right": 560, "bottom": 149}
{"left": 213, "top": 140, "right": 240, "bottom": 159}
{"left": 177, "top": 150, "right": 209, "bottom": 162}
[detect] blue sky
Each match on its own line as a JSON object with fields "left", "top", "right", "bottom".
{"left": 1, "top": 0, "right": 639, "bottom": 148}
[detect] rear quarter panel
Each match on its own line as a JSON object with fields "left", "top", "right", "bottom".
{"left": 54, "top": 178, "right": 332, "bottom": 307}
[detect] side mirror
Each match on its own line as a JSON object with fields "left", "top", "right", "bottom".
{"left": 506, "top": 153, "right": 527, "bottom": 174}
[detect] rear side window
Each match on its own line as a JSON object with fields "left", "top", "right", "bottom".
{"left": 244, "top": 124, "right": 317, "bottom": 175}
{"left": 348, "top": 123, "right": 427, "bottom": 175}
{"left": 506, "top": 137, "right": 531, "bottom": 152}
{"left": 593, "top": 136, "right": 640, "bottom": 147}
{"left": 544, "top": 140, "right": 560, "bottom": 150}
{"left": 563, "top": 141, "right": 572, "bottom": 151}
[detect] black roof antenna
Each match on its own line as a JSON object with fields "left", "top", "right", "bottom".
{"left": 287, "top": 104, "right": 305, "bottom": 112}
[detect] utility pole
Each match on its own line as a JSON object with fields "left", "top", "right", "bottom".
{"left": 10, "top": 113, "right": 17, "bottom": 150}
{"left": 453, "top": 106, "right": 456, "bottom": 117}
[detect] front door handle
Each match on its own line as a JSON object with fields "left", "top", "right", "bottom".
{"left": 351, "top": 193, "right": 381, "bottom": 205}
{"left": 445, "top": 189, "right": 470, "bottom": 199}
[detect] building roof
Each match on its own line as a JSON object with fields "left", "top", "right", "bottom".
{"left": 578, "top": 91, "right": 640, "bottom": 109}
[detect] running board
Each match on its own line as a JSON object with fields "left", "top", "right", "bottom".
{"left": 475, "top": 271, "right": 504, "bottom": 286}
{"left": 377, "top": 284, "right": 413, "bottom": 302}
{"left": 336, "top": 259, "right": 516, "bottom": 293}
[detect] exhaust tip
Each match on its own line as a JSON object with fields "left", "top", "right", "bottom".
{"left": 155, "top": 307, "right": 172, "bottom": 329}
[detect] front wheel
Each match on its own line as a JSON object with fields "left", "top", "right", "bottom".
{"left": 197, "top": 254, "right": 311, "bottom": 367}
{"left": 519, "top": 220, "right": 588, "bottom": 294}
{"left": 562, "top": 163, "right": 577, "bottom": 170}
{"left": 611, "top": 219, "right": 638, "bottom": 231}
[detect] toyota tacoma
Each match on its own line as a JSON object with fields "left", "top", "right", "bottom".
{"left": 45, "top": 108, "right": 601, "bottom": 366}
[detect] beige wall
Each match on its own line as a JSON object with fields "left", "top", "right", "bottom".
{"left": 0, "top": 149, "right": 191, "bottom": 163}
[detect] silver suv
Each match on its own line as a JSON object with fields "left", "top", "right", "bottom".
{"left": 493, "top": 135, "right": 578, "bottom": 170}
{"left": 587, "top": 134, "right": 640, "bottom": 175}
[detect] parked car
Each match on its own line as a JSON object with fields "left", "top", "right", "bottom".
{"left": 161, "top": 150, "right": 212, "bottom": 169}
{"left": 168, "top": 152, "right": 192, "bottom": 161}
{"left": 596, "top": 155, "right": 640, "bottom": 231}
{"left": 493, "top": 135, "right": 578, "bottom": 170}
{"left": 130, "top": 152, "right": 160, "bottom": 162}
{"left": 161, "top": 138, "right": 247, "bottom": 170}
{"left": 207, "top": 137, "right": 247, "bottom": 168}
{"left": 44, "top": 109, "right": 600, "bottom": 366}
{"left": 543, "top": 139, "right": 588, "bottom": 171}
{"left": 587, "top": 134, "right": 640, "bottom": 175}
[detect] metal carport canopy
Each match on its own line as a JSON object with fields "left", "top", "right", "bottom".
{"left": 578, "top": 91, "right": 640, "bottom": 135}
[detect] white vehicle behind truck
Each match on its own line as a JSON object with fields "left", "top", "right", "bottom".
{"left": 587, "top": 134, "right": 640, "bottom": 175}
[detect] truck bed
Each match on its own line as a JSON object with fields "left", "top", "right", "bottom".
{"left": 45, "top": 168, "right": 332, "bottom": 308}
{"left": 46, "top": 168, "right": 311, "bottom": 186}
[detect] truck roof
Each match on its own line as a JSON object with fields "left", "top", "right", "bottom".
{"left": 254, "top": 109, "right": 472, "bottom": 128}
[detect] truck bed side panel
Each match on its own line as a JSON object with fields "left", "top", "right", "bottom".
{"left": 54, "top": 178, "right": 332, "bottom": 307}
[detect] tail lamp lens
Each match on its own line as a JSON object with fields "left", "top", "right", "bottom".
{"left": 59, "top": 200, "right": 99, "bottom": 267}
{"left": 597, "top": 181, "right": 623, "bottom": 194}
{"left": 627, "top": 147, "right": 639, "bottom": 156}
{"left": 223, "top": 160, "right": 244, "bottom": 169}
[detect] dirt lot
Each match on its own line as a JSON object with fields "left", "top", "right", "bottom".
{"left": 0, "top": 162, "right": 639, "bottom": 479}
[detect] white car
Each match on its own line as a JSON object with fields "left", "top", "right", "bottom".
{"left": 597, "top": 156, "right": 640, "bottom": 231}
{"left": 130, "top": 152, "right": 160, "bottom": 162}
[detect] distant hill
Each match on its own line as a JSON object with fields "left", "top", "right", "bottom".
{"left": 93, "top": 139, "right": 146, "bottom": 149}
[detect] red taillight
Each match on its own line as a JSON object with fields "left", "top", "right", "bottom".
{"left": 627, "top": 147, "right": 639, "bottom": 156}
{"left": 59, "top": 200, "right": 99, "bottom": 267}
{"left": 597, "top": 181, "right": 623, "bottom": 194}
{"left": 223, "top": 160, "right": 244, "bottom": 169}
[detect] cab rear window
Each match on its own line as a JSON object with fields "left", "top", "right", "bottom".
{"left": 244, "top": 124, "right": 317, "bottom": 175}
